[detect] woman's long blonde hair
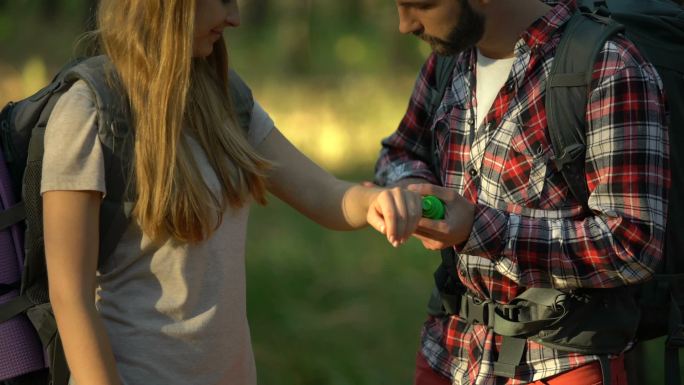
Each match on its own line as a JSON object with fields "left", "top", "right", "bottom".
{"left": 95, "top": 0, "right": 270, "bottom": 243}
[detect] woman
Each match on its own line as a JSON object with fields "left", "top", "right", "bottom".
{"left": 42, "top": 0, "right": 422, "bottom": 384}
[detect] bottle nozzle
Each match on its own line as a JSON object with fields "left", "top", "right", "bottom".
{"left": 422, "top": 195, "right": 445, "bottom": 220}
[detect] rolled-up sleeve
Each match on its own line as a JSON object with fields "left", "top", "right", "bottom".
{"left": 374, "top": 54, "right": 440, "bottom": 186}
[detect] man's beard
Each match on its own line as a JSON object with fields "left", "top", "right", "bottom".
{"left": 417, "top": 1, "right": 485, "bottom": 56}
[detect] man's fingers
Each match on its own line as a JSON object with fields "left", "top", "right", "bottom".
{"left": 406, "top": 183, "right": 456, "bottom": 201}
{"left": 415, "top": 217, "right": 451, "bottom": 236}
{"left": 413, "top": 232, "right": 446, "bottom": 250}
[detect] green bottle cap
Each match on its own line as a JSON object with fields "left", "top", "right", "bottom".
{"left": 422, "top": 195, "right": 445, "bottom": 220}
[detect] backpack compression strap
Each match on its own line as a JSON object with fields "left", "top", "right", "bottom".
{"left": 545, "top": 11, "right": 623, "bottom": 211}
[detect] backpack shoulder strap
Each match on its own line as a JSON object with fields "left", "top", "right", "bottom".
{"left": 427, "top": 54, "right": 457, "bottom": 183}
{"left": 228, "top": 69, "right": 254, "bottom": 135}
{"left": 430, "top": 54, "right": 457, "bottom": 119}
{"left": 424, "top": 54, "right": 469, "bottom": 318}
{"left": 546, "top": 12, "right": 623, "bottom": 210}
{"left": 64, "top": 56, "right": 134, "bottom": 264}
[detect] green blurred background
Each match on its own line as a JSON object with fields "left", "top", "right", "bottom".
{"left": 1, "top": 1, "right": 678, "bottom": 384}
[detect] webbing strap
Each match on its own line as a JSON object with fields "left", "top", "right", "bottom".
{"left": 598, "top": 355, "right": 612, "bottom": 385}
{"left": 548, "top": 73, "right": 587, "bottom": 87}
{"left": 431, "top": 55, "right": 456, "bottom": 116}
{"left": 490, "top": 313, "right": 561, "bottom": 337}
{"left": 665, "top": 346, "right": 681, "bottom": 385}
{"left": 0, "top": 294, "right": 32, "bottom": 324}
{"left": 493, "top": 336, "right": 526, "bottom": 378}
{"left": 428, "top": 247, "right": 465, "bottom": 316}
{"left": 665, "top": 291, "right": 684, "bottom": 385}
{"left": 430, "top": 55, "right": 457, "bottom": 185}
{"left": 0, "top": 202, "right": 25, "bottom": 231}
{"left": 49, "top": 333, "right": 70, "bottom": 385}
{"left": 455, "top": 289, "right": 566, "bottom": 337}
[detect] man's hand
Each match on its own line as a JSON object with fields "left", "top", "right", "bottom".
{"left": 407, "top": 184, "right": 475, "bottom": 250}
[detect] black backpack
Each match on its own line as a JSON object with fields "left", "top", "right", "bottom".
{"left": 0, "top": 55, "right": 134, "bottom": 385}
{"left": 0, "top": 55, "right": 256, "bottom": 385}
{"left": 425, "top": 1, "right": 684, "bottom": 384}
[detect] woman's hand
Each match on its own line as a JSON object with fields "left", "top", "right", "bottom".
{"left": 366, "top": 186, "right": 423, "bottom": 247}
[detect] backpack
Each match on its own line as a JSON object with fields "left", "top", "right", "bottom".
{"left": 0, "top": 55, "right": 255, "bottom": 385}
{"left": 0, "top": 55, "right": 134, "bottom": 385}
{"left": 425, "top": 1, "right": 684, "bottom": 384}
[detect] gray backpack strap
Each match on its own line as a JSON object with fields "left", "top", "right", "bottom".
{"left": 545, "top": 12, "right": 623, "bottom": 211}
{"left": 424, "top": 55, "right": 467, "bottom": 318}
{"left": 431, "top": 55, "right": 457, "bottom": 119}
{"left": 429, "top": 54, "right": 457, "bottom": 182}
{"left": 63, "top": 56, "right": 134, "bottom": 265}
{"left": 228, "top": 69, "right": 254, "bottom": 134}
{"left": 545, "top": 14, "right": 624, "bottom": 385}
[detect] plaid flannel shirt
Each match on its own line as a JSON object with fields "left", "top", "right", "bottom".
{"left": 374, "top": 1, "right": 670, "bottom": 384}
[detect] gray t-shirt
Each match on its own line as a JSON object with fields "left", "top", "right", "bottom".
{"left": 41, "top": 80, "right": 274, "bottom": 385}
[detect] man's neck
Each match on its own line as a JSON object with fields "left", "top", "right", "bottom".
{"left": 475, "top": 0, "right": 552, "bottom": 59}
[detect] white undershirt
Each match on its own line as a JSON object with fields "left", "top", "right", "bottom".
{"left": 475, "top": 50, "right": 516, "bottom": 129}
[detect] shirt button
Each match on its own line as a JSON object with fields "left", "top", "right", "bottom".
{"left": 469, "top": 168, "right": 478, "bottom": 177}
{"left": 507, "top": 83, "right": 514, "bottom": 91}
{"left": 468, "top": 118, "right": 475, "bottom": 126}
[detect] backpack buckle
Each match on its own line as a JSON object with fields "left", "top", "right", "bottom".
{"left": 461, "top": 293, "right": 495, "bottom": 327}
{"left": 553, "top": 143, "right": 585, "bottom": 171}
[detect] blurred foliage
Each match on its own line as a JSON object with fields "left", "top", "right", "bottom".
{"left": 0, "top": 0, "right": 429, "bottom": 82}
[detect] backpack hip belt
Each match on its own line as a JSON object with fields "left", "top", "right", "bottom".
{"left": 430, "top": 280, "right": 640, "bottom": 380}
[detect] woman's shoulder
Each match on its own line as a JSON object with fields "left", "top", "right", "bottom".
{"left": 53, "top": 80, "right": 97, "bottom": 117}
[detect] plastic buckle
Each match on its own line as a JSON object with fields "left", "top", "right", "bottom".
{"left": 464, "top": 294, "right": 492, "bottom": 326}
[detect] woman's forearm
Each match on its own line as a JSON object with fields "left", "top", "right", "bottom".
{"left": 44, "top": 190, "right": 119, "bottom": 385}
{"left": 258, "top": 128, "right": 422, "bottom": 241}
{"left": 302, "top": 180, "right": 381, "bottom": 230}
{"left": 51, "top": 298, "right": 122, "bottom": 385}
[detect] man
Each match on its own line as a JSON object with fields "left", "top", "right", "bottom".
{"left": 374, "top": 0, "right": 670, "bottom": 384}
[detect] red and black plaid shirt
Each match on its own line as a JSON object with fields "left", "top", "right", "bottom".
{"left": 375, "top": 1, "right": 669, "bottom": 383}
